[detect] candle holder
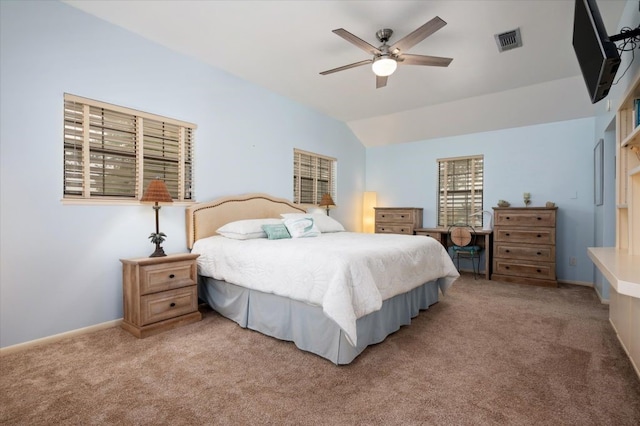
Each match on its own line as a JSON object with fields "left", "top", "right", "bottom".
{"left": 523, "top": 192, "right": 531, "bottom": 207}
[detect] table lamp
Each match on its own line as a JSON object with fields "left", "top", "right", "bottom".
{"left": 141, "top": 179, "right": 173, "bottom": 257}
{"left": 319, "top": 193, "right": 336, "bottom": 216}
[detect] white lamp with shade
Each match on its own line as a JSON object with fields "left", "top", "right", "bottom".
{"left": 470, "top": 210, "right": 493, "bottom": 231}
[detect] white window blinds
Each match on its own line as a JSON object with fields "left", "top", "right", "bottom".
{"left": 438, "top": 155, "right": 484, "bottom": 227}
{"left": 63, "top": 94, "right": 195, "bottom": 202}
{"left": 293, "top": 149, "right": 337, "bottom": 204}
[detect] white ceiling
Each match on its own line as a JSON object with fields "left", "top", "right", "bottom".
{"left": 64, "top": 0, "right": 628, "bottom": 147}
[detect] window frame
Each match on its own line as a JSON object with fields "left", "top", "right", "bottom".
{"left": 62, "top": 93, "right": 196, "bottom": 205}
{"left": 437, "top": 155, "right": 484, "bottom": 228}
{"left": 292, "top": 148, "right": 337, "bottom": 206}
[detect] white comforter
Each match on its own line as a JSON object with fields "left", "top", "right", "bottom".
{"left": 192, "top": 232, "right": 459, "bottom": 345}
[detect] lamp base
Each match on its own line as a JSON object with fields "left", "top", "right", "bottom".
{"left": 149, "top": 246, "right": 167, "bottom": 258}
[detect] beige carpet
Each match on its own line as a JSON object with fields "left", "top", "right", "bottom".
{"left": 1, "top": 274, "right": 639, "bottom": 425}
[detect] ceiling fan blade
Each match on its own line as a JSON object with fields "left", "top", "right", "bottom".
{"left": 399, "top": 54, "right": 452, "bottom": 67}
{"left": 320, "top": 59, "right": 373, "bottom": 75}
{"left": 389, "top": 17, "right": 447, "bottom": 53}
{"left": 376, "top": 75, "right": 388, "bottom": 89}
{"left": 333, "top": 28, "right": 382, "bottom": 55}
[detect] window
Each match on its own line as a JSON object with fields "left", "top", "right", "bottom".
{"left": 437, "top": 155, "right": 484, "bottom": 228}
{"left": 63, "top": 94, "right": 196, "bottom": 203}
{"left": 293, "top": 149, "right": 337, "bottom": 204}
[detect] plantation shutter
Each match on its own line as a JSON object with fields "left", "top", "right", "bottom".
{"left": 293, "top": 149, "right": 337, "bottom": 204}
{"left": 63, "top": 94, "right": 196, "bottom": 202}
{"left": 438, "top": 155, "right": 484, "bottom": 227}
{"left": 88, "top": 106, "right": 138, "bottom": 198}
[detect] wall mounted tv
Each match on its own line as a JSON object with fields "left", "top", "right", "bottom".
{"left": 572, "top": 0, "right": 621, "bottom": 104}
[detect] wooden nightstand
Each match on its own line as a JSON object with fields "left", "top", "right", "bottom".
{"left": 120, "top": 253, "right": 201, "bottom": 338}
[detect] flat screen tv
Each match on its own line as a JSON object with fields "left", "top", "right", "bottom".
{"left": 572, "top": 0, "right": 621, "bottom": 104}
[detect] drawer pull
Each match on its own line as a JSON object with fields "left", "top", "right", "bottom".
{"left": 169, "top": 274, "right": 175, "bottom": 279}
{"left": 537, "top": 252, "right": 542, "bottom": 255}
{"left": 506, "top": 216, "right": 510, "bottom": 220}
{"left": 505, "top": 266, "right": 510, "bottom": 270}
{"left": 536, "top": 269, "right": 541, "bottom": 273}
{"left": 505, "top": 249, "right": 510, "bottom": 253}
{"left": 537, "top": 234, "right": 541, "bottom": 238}
{"left": 381, "top": 215, "right": 386, "bottom": 218}
{"left": 400, "top": 229, "right": 405, "bottom": 232}
{"left": 401, "top": 215, "right": 405, "bottom": 218}
{"left": 170, "top": 302, "right": 176, "bottom": 308}
{"left": 505, "top": 233, "right": 510, "bottom": 236}
{"left": 537, "top": 217, "right": 542, "bottom": 220}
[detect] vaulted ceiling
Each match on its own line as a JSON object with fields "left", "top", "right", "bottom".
{"left": 64, "top": 0, "right": 629, "bottom": 146}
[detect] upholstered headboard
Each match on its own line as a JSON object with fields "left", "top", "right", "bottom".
{"left": 185, "top": 193, "right": 306, "bottom": 249}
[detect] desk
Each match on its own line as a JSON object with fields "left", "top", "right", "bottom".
{"left": 415, "top": 227, "right": 493, "bottom": 280}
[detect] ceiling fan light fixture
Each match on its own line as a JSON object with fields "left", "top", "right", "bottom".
{"left": 372, "top": 56, "right": 397, "bottom": 77}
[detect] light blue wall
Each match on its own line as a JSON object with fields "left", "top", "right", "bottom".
{"left": 366, "top": 118, "right": 597, "bottom": 284}
{"left": 0, "top": 1, "right": 365, "bottom": 347}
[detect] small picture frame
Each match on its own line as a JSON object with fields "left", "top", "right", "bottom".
{"left": 594, "top": 138, "right": 604, "bottom": 206}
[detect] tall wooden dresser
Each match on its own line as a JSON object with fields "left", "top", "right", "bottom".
{"left": 491, "top": 207, "right": 558, "bottom": 287}
{"left": 374, "top": 207, "right": 423, "bottom": 235}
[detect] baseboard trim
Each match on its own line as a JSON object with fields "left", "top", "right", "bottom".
{"left": 557, "top": 279, "right": 592, "bottom": 287}
{"left": 594, "top": 288, "right": 610, "bottom": 305}
{"left": 0, "top": 319, "right": 123, "bottom": 356}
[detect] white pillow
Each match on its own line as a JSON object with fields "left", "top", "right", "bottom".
{"left": 283, "top": 217, "right": 321, "bottom": 238}
{"left": 217, "top": 218, "right": 283, "bottom": 240}
{"left": 281, "top": 213, "right": 345, "bottom": 233}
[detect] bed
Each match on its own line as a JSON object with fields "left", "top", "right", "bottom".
{"left": 186, "top": 193, "right": 459, "bottom": 364}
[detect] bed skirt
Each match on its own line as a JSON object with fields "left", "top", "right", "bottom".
{"left": 198, "top": 276, "right": 442, "bottom": 365}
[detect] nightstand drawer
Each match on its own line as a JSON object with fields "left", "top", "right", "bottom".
{"left": 495, "top": 243, "right": 555, "bottom": 262}
{"left": 375, "top": 224, "right": 414, "bottom": 235}
{"left": 140, "top": 260, "right": 197, "bottom": 294}
{"left": 493, "top": 260, "right": 555, "bottom": 281}
{"left": 140, "top": 286, "right": 198, "bottom": 326}
{"left": 494, "top": 228, "right": 555, "bottom": 244}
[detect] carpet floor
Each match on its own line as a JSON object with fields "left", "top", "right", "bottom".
{"left": 1, "top": 274, "right": 639, "bottom": 425}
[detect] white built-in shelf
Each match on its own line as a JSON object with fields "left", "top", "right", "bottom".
{"left": 622, "top": 125, "right": 640, "bottom": 147}
{"left": 588, "top": 247, "right": 640, "bottom": 298}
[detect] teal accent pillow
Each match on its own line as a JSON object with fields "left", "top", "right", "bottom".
{"left": 261, "top": 223, "right": 291, "bottom": 240}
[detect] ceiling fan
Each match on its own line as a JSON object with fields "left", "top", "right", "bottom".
{"left": 319, "top": 16, "right": 453, "bottom": 89}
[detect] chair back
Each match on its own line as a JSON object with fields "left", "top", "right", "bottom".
{"left": 448, "top": 224, "right": 477, "bottom": 247}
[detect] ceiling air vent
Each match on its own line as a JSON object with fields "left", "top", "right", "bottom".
{"left": 494, "top": 28, "right": 522, "bottom": 52}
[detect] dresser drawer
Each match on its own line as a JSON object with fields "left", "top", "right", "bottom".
{"left": 140, "top": 286, "right": 198, "bottom": 326}
{"left": 493, "top": 260, "right": 556, "bottom": 281}
{"left": 375, "top": 209, "right": 417, "bottom": 224}
{"left": 494, "top": 209, "right": 555, "bottom": 227}
{"left": 494, "top": 243, "right": 555, "bottom": 262}
{"left": 494, "top": 228, "right": 555, "bottom": 245}
{"left": 139, "top": 260, "right": 197, "bottom": 294}
{"left": 375, "top": 224, "right": 414, "bottom": 235}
